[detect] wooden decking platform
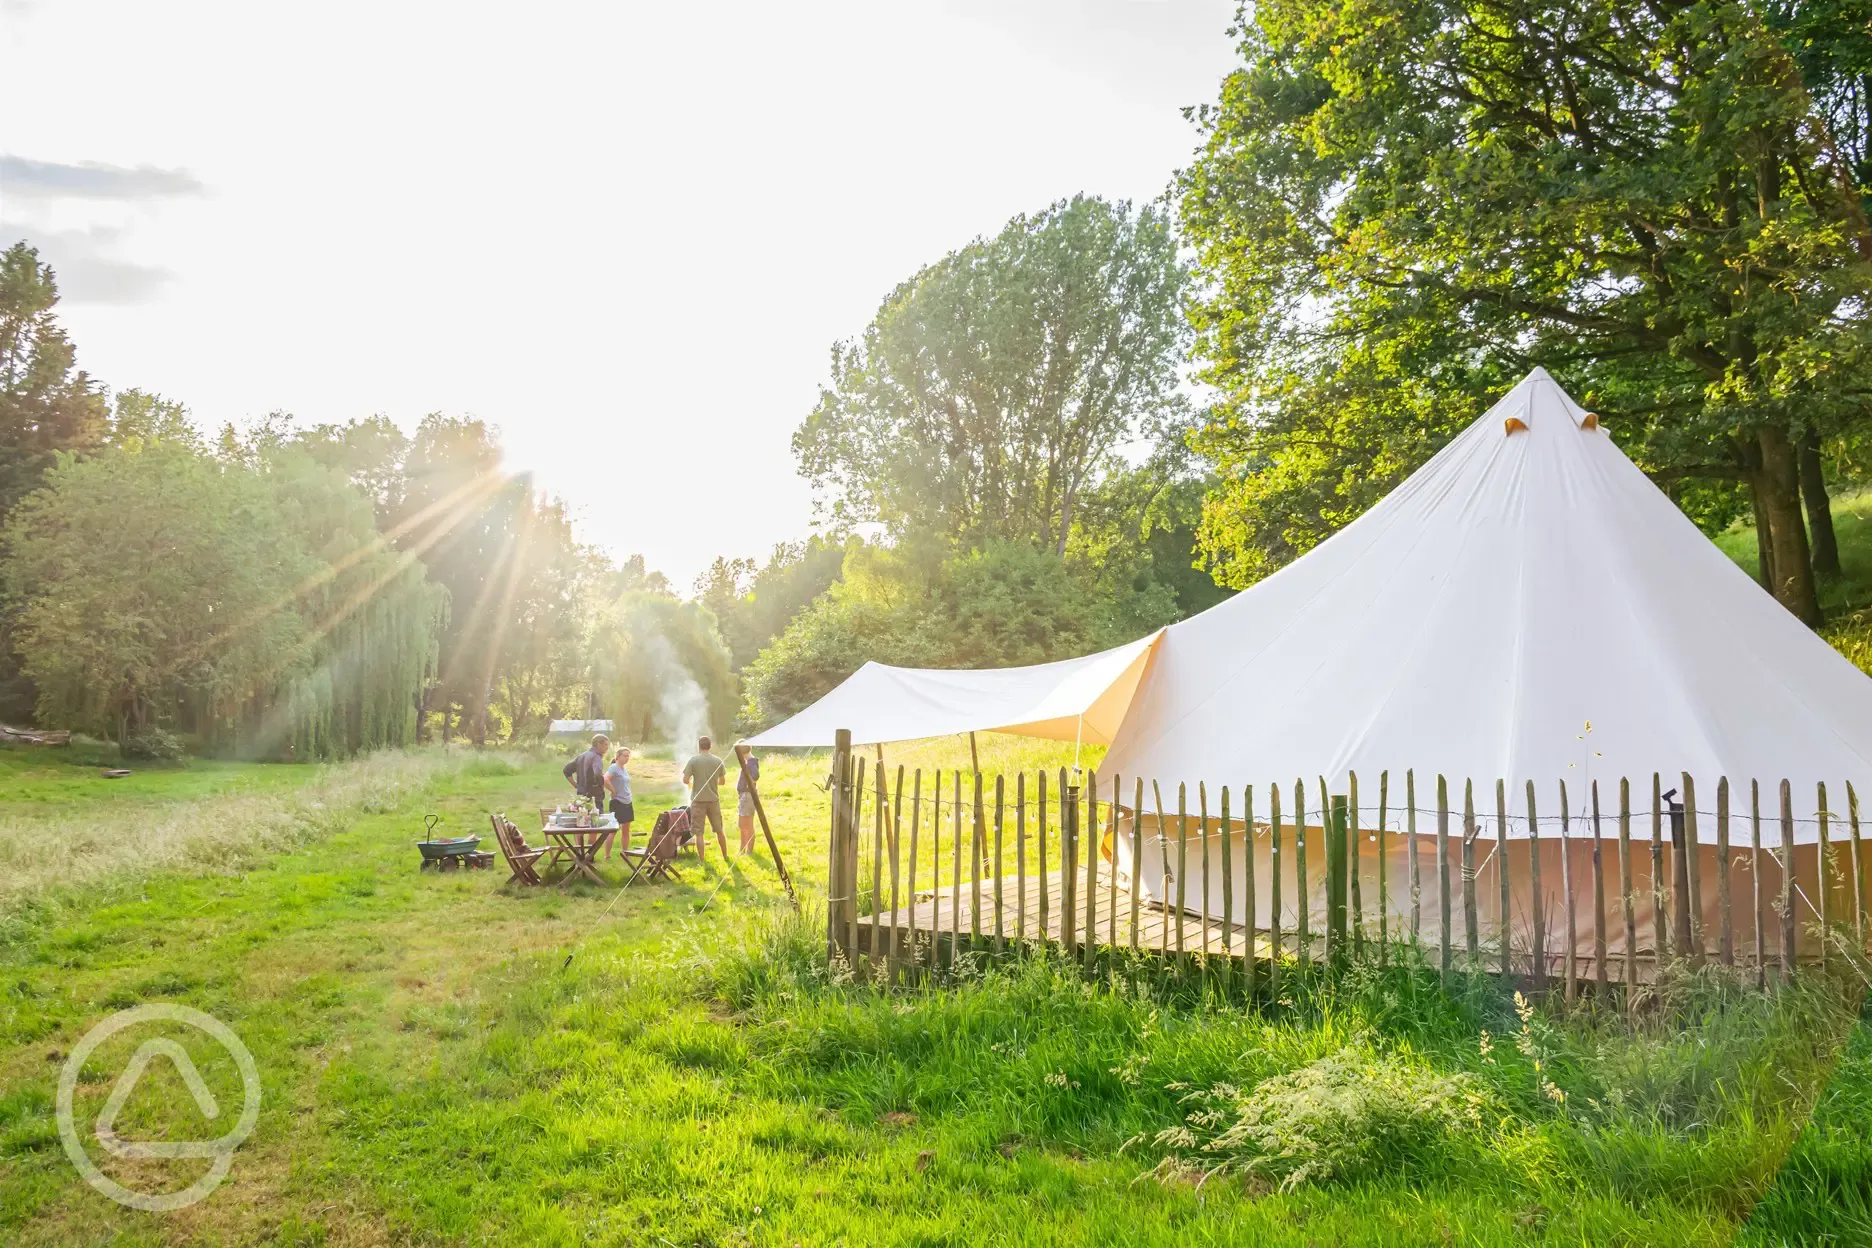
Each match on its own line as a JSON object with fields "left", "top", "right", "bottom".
{"left": 854, "top": 869, "right": 1274, "bottom": 962}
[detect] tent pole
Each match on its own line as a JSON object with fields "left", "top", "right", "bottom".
{"left": 969, "top": 731, "right": 980, "bottom": 777}
{"left": 1072, "top": 715, "right": 1084, "bottom": 775}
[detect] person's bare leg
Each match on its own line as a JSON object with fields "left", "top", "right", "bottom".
{"left": 620, "top": 822, "right": 632, "bottom": 855}
{"left": 712, "top": 806, "right": 730, "bottom": 859}
{"left": 739, "top": 814, "right": 755, "bottom": 855}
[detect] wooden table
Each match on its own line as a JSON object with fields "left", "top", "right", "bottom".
{"left": 541, "top": 817, "right": 618, "bottom": 886}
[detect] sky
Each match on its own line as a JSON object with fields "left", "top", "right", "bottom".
{"left": 0, "top": 0, "right": 1240, "bottom": 592}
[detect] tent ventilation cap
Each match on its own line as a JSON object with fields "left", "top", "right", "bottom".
{"left": 1504, "top": 416, "right": 1528, "bottom": 435}
{"left": 1581, "top": 411, "right": 1600, "bottom": 430}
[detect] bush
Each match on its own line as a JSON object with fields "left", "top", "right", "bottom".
{"left": 1152, "top": 1044, "right": 1496, "bottom": 1191}
{"left": 120, "top": 726, "right": 185, "bottom": 761}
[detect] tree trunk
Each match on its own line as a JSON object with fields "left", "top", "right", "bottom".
{"left": 1752, "top": 490, "right": 1776, "bottom": 594}
{"left": 1799, "top": 431, "right": 1841, "bottom": 579}
{"left": 1756, "top": 427, "right": 1822, "bottom": 627}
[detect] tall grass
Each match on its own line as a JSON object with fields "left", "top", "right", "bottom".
{"left": 0, "top": 748, "right": 481, "bottom": 940}
{"left": 699, "top": 904, "right": 1866, "bottom": 1225}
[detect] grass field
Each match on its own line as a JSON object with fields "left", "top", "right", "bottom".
{"left": 1, "top": 739, "right": 1869, "bottom": 1246}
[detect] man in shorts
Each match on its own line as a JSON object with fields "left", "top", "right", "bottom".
{"left": 563, "top": 732, "right": 609, "bottom": 809}
{"left": 681, "top": 735, "right": 731, "bottom": 863}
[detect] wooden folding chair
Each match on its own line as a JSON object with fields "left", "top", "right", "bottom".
{"left": 621, "top": 812, "right": 684, "bottom": 886}
{"left": 491, "top": 813, "right": 549, "bottom": 886}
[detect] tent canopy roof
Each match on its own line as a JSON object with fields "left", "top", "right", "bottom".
{"left": 745, "top": 630, "right": 1163, "bottom": 748}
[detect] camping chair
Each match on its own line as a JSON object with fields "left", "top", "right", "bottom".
{"left": 622, "top": 808, "right": 686, "bottom": 886}
{"left": 491, "top": 813, "right": 549, "bottom": 886}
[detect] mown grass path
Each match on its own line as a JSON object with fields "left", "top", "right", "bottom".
{"left": 0, "top": 746, "right": 1867, "bottom": 1246}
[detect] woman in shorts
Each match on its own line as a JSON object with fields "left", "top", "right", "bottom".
{"left": 604, "top": 747, "right": 635, "bottom": 856}
{"left": 734, "top": 741, "right": 760, "bottom": 855}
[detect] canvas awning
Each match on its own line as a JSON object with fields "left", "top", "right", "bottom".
{"left": 745, "top": 630, "right": 1164, "bottom": 748}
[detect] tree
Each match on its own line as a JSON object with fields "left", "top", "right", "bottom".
{"left": 590, "top": 591, "right": 737, "bottom": 746}
{"left": 1179, "top": 0, "right": 1872, "bottom": 622}
{"left": 695, "top": 537, "right": 851, "bottom": 670}
{"left": 0, "top": 242, "right": 109, "bottom": 526}
{"left": 795, "top": 195, "right": 1190, "bottom": 555}
{"left": 1, "top": 436, "right": 444, "bottom": 757}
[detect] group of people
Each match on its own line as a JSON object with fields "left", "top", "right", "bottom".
{"left": 561, "top": 732, "right": 762, "bottom": 863}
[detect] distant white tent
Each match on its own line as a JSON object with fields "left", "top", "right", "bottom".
{"left": 547, "top": 719, "right": 614, "bottom": 737}
{"left": 746, "top": 630, "right": 1163, "bottom": 749}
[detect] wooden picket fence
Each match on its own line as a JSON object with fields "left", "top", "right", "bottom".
{"left": 822, "top": 732, "right": 1870, "bottom": 1002}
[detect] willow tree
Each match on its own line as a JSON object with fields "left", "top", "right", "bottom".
{"left": 1, "top": 436, "right": 444, "bottom": 757}
{"left": 794, "top": 195, "right": 1189, "bottom": 556}
{"left": 1180, "top": 0, "right": 1872, "bottom": 624}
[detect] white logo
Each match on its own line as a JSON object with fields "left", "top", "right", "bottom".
{"left": 57, "top": 1004, "right": 262, "bottom": 1211}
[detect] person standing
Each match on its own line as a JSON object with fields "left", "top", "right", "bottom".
{"left": 681, "top": 735, "right": 731, "bottom": 863}
{"left": 563, "top": 732, "right": 609, "bottom": 811}
{"left": 733, "top": 741, "right": 760, "bottom": 855}
{"left": 604, "top": 746, "right": 635, "bottom": 856}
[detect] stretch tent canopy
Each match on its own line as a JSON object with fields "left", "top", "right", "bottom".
{"left": 744, "top": 630, "right": 1163, "bottom": 748}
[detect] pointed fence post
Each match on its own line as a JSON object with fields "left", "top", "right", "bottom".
{"left": 1683, "top": 774, "right": 1704, "bottom": 964}
{"left": 1718, "top": 778, "right": 1733, "bottom": 967}
{"left": 1220, "top": 784, "right": 1234, "bottom": 992}
{"left": 908, "top": 770, "right": 923, "bottom": 976}
{"left": 1349, "top": 772, "right": 1363, "bottom": 961}
{"left": 1781, "top": 779, "right": 1797, "bottom": 978}
{"left": 1061, "top": 774, "right": 1080, "bottom": 962}
{"left": 1242, "top": 784, "right": 1257, "bottom": 997}
{"left": 1463, "top": 779, "right": 1479, "bottom": 968}
{"left": 1437, "top": 775, "right": 1452, "bottom": 983}
{"left": 1084, "top": 771, "right": 1101, "bottom": 974}
{"left": 827, "top": 729, "right": 857, "bottom": 968}
{"left": 1327, "top": 793, "right": 1350, "bottom": 971}
{"left": 1591, "top": 780, "right": 1608, "bottom": 993}
{"left": 1651, "top": 774, "right": 1666, "bottom": 970}
{"left": 1527, "top": 781, "right": 1545, "bottom": 993}
{"left": 1268, "top": 782, "right": 1283, "bottom": 994}
{"left": 1619, "top": 778, "right": 1636, "bottom": 997}
{"left": 1379, "top": 771, "right": 1390, "bottom": 964}
{"left": 1130, "top": 777, "right": 1144, "bottom": 953}
{"left": 1560, "top": 779, "right": 1576, "bottom": 1008}
{"left": 1753, "top": 779, "right": 1766, "bottom": 990}
{"left": 1497, "top": 779, "right": 1512, "bottom": 979}
{"left": 1818, "top": 782, "right": 1831, "bottom": 970}
{"left": 1295, "top": 779, "right": 1310, "bottom": 964}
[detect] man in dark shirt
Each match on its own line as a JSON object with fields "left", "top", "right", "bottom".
{"left": 563, "top": 733, "right": 610, "bottom": 807}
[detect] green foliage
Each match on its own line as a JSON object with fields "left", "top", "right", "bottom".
{"left": 1179, "top": 0, "right": 1872, "bottom": 598}
{"left": 695, "top": 536, "right": 850, "bottom": 670}
{"left": 0, "top": 243, "right": 109, "bottom": 527}
{"left": 119, "top": 726, "right": 185, "bottom": 762}
{"left": 1158, "top": 1045, "right": 1496, "bottom": 1190}
{"left": 590, "top": 590, "right": 738, "bottom": 745}
{"left": 796, "top": 195, "right": 1189, "bottom": 553}
{"left": 0, "top": 437, "right": 443, "bottom": 758}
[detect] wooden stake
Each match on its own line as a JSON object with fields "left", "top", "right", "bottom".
{"left": 1818, "top": 782, "right": 1831, "bottom": 970}
{"left": 1560, "top": 779, "right": 1576, "bottom": 1008}
{"left": 1683, "top": 773, "right": 1704, "bottom": 963}
{"left": 970, "top": 772, "right": 984, "bottom": 945}
{"left": 1085, "top": 770, "right": 1100, "bottom": 973}
{"left": 1408, "top": 770, "right": 1421, "bottom": 944}
{"left": 1015, "top": 773, "right": 1027, "bottom": 945}
{"left": 993, "top": 774, "right": 1005, "bottom": 956}
{"left": 1107, "top": 775, "right": 1119, "bottom": 951}
{"left": 1153, "top": 781, "right": 1170, "bottom": 964}
{"left": 1497, "top": 778, "right": 1511, "bottom": 979}
{"left": 1850, "top": 782, "right": 1866, "bottom": 955}
{"left": 1752, "top": 779, "right": 1765, "bottom": 990}
{"left": 1651, "top": 773, "right": 1666, "bottom": 969}
{"left": 908, "top": 769, "right": 922, "bottom": 974}
{"left": 870, "top": 761, "right": 885, "bottom": 971}
{"left": 1718, "top": 777, "right": 1733, "bottom": 967}
{"left": 1379, "top": 771, "right": 1390, "bottom": 962}
{"left": 1350, "top": 771, "right": 1363, "bottom": 960}
{"left": 738, "top": 754, "right": 798, "bottom": 912}
{"left": 1220, "top": 784, "right": 1233, "bottom": 991}
{"left": 1591, "top": 780, "right": 1608, "bottom": 993}
{"left": 1437, "top": 774, "right": 1451, "bottom": 982}
{"left": 1061, "top": 768, "right": 1077, "bottom": 960}
{"left": 1295, "top": 779, "right": 1310, "bottom": 964}
{"left": 1243, "top": 784, "right": 1257, "bottom": 997}
{"left": 1527, "top": 780, "right": 1545, "bottom": 993}
{"left": 827, "top": 729, "right": 855, "bottom": 967}
{"left": 1130, "top": 777, "right": 1144, "bottom": 953}
{"left": 951, "top": 771, "right": 963, "bottom": 965}
{"left": 890, "top": 765, "right": 905, "bottom": 976}
{"left": 1781, "top": 778, "right": 1797, "bottom": 978}
{"left": 1175, "top": 782, "right": 1189, "bottom": 961}
{"left": 1037, "top": 769, "right": 1049, "bottom": 946}
{"left": 1268, "top": 781, "right": 1282, "bottom": 992}
{"left": 1463, "top": 778, "right": 1479, "bottom": 968}
{"left": 1620, "top": 777, "right": 1636, "bottom": 996}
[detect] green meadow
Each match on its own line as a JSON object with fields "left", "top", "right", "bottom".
{"left": 1, "top": 741, "right": 1868, "bottom": 1246}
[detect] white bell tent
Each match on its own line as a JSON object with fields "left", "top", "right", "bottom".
{"left": 757, "top": 369, "right": 1872, "bottom": 967}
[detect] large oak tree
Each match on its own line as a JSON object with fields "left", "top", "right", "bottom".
{"left": 1180, "top": 0, "right": 1872, "bottom": 624}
